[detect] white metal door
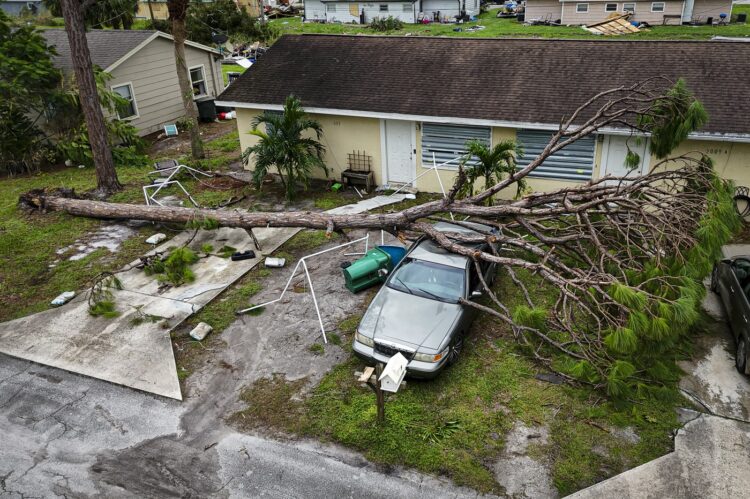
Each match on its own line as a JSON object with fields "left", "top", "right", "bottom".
{"left": 384, "top": 120, "right": 415, "bottom": 184}
{"left": 602, "top": 135, "right": 650, "bottom": 180}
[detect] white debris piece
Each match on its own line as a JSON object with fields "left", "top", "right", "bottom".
{"left": 50, "top": 291, "right": 75, "bottom": 306}
{"left": 146, "top": 233, "right": 167, "bottom": 245}
{"left": 189, "top": 322, "right": 213, "bottom": 341}
{"left": 264, "top": 257, "right": 286, "bottom": 268}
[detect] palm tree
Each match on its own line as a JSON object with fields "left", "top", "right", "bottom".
{"left": 242, "top": 96, "right": 328, "bottom": 202}
{"left": 458, "top": 139, "right": 524, "bottom": 205}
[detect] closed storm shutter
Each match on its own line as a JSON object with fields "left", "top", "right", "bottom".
{"left": 516, "top": 130, "right": 595, "bottom": 181}
{"left": 421, "top": 123, "right": 491, "bottom": 167}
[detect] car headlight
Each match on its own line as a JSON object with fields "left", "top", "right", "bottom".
{"left": 355, "top": 330, "right": 374, "bottom": 347}
{"left": 413, "top": 348, "right": 448, "bottom": 363}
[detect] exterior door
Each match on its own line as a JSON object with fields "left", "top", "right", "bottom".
{"left": 384, "top": 120, "right": 415, "bottom": 184}
{"left": 602, "top": 136, "right": 650, "bottom": 179}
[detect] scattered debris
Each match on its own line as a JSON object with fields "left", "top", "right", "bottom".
{"left": 50, "top": 291, "right": 75, "bottom": 306}
{"left": 190, "top": 322, "right": 214, "bottom": 341}
{"left": 146, "top": 233, "right": 168, "bottom": 245}
{"left": 583, "top": 14, "right": 641, "bottom": 35}
{"left": 535, "top": 372, "right": 566, "bottom": 385}
{"left": 231, "top": 250, "right": 256, "bottom": 261}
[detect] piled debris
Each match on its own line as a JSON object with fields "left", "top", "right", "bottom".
{"left": 583, "top": 13, "right": 641, "bottom": 35}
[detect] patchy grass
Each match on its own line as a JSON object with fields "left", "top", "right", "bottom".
{"left": 312, "top": 190, "right": 355, "bottom": 210}
{"left": 0, "top": 164, "right": 157, "bottom": 321}
{"left": 280, "top": 229, "right": 340, "bottom": 254}
{"left": 229, "top": 267, "right": 686, "bottom": 494}
{"left": 187, "top": 267, "right": 270, "bottom": 334}
{"left": 271, "top": 10, "right": 750, "bottom": 40}
{"left": 232, "top": 375, "right": 308, "bottom": 433}
{"left": 309, "top": 343, "right": 325, "bottom": 355}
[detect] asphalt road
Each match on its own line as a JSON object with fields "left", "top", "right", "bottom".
{"left": 0, "top": 353, "right": 485, "bottom": 498}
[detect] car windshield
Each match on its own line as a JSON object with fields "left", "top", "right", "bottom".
{"left": 387, "top": 258, "right": 465, "bottom": 303}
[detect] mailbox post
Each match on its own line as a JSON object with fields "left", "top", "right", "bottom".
{"left": 356, "top": 353, "right": 408, "bottom": 423}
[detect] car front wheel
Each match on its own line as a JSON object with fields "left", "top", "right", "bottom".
{"left": 737, "top": 337, "right": 748, "bottom": 375}
{"left": 447, "top": 335, "right": 464, "bottom": 366}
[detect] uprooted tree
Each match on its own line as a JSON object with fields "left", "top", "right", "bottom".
{"left": 19, "top": 78, "right": 741, "bottom": 399}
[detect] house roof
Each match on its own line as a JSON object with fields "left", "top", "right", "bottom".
{"left": 40, "top": 29, "right": 220, "bottom": 73}
{"left": 217, "top": 35, "right": 750, "bottom": 138}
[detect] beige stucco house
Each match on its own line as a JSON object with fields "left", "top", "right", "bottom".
{"left": 42, "top": 29, "right": 224, "bottom": 136}
{"left": 216, "top": 35, "right": 750, "bottom": 198}
{"left": 525, "top": 0, "right": 732, "bottom": 25}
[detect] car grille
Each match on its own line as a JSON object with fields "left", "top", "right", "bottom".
{"left": 374, "top": 342, "right": 414, "bottom": 360}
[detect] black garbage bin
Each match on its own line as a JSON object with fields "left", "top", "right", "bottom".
{"left": 195, "top": 96, "right": 217, "bottom": 122}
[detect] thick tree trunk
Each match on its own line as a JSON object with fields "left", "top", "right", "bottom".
{"left": 147, "top": 0, "right": 155, "bottom": 22}
{"left": 168, "top": 0, "right": 205, "bottom": 160}
{"left": 59, "top": 0, "right": 122, "bottom": 195}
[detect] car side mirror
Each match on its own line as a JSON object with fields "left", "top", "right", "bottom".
{"left": 471, "top": 290, "right": 483, "bottom": 299}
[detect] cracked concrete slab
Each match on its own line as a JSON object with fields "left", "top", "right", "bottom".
{"left": 0, "top": 227, "right": 297, "bottom": 401}
{"left": 493, "top": 422, "right": 557, "bottom": 499}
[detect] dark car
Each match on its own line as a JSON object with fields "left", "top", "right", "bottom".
{"left": 352, "top": 222, "right": 497, "bottom": 378}
{"left": 711, "top": 256, "right": 750, "bottom": 374}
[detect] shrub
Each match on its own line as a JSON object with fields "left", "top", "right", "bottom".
{"left": 369, "top": 16, "right": 403, "bottom": 31}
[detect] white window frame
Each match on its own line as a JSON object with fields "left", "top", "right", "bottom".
{"left": 605, "top": 3, "right": 618, "bottom": 11}
{"left": 622, "top": 2, "right": 635, "bottom": 11}
{"left": 111, "top": 82, "right": 138, "bottom": 120}
{"left": 576, "top": 3, "right": 589, "bottom": 13}
{"left": 650, "top": 1, "right": 665, "bottom": 11}
{"left": 402, "top": 2, "right": 411, "bottom": 11}
{"left": 189, "top": 64, "right": 207, "bottom": 98}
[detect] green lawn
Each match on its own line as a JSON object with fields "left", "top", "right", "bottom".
{"left": 271, "top": 7, "right": 750, "bottom": 40}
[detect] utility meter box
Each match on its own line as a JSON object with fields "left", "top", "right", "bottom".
{"left": 379, "top": 352, "right": 408, "bottom": 393}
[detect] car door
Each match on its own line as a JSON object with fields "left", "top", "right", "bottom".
{"left": 726, "top": 265, "right": 747, "bottom": 340}
{"left": 717, "top": 262, "right": 740, "bottom": 323}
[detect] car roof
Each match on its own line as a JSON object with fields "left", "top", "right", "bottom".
{"left": 408, "top": 221, "right": 494, "bottom": 269}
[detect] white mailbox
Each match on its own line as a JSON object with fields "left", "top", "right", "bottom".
{"left": 378, "top": 353, "right": 408, "bottom": 393}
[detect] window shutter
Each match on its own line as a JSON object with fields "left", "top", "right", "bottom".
{"left": 516, "top": 130, "right": 595, "bottom": 181}
{"left": 421, "top": 123, "right": 491, "bottom": 167}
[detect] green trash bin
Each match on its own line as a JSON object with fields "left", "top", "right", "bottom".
{"left": 343, "top": 248, "right": 391, "bottom": 293}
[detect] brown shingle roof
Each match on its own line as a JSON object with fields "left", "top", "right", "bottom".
{"left": 218, "top": 35, "right": 750, "bottom": 136}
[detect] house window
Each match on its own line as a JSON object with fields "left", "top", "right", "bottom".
{"left": 605, "top": 3, "right": 618, "bottom": 11}
{"left": 622, "top": 2, "right": 635, "bottom": 11}
{"left": 112, "top": 83, "right": 138, "bottom": 120}
{"left": 189, "top": 65, "right": 207, "bottom": 97}
{"left": 651, "top": 1, "right": 665, "bottom": 11}
{"left": 379, "top": 4, "right": 388, "bottom": 11}
{"left": 402, "top": 2, "right": 411, "bottom": 11}
{"left": 516, "top": 130, "right": 596, "bottom": 181}
{"left": 421, "top": 123, "right": 491, "bottom": 167}
{"left": 576, "top": 3, "right": 589, "bottom": 12}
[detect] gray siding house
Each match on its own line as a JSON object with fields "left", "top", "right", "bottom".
{"left": 525, "top": 0, "right": 732, "bottom": 24}
{"left": 41, "top": 29, "right": 224, "bottom": 136}
{"left": 304, "top": 0, "right": 481, "bottom": 23}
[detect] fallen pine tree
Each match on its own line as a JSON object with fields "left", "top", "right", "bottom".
{"left": 19, "top": 78, "right": 740, "bottom": 398}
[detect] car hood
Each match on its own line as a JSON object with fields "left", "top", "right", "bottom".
{"left": 359, "top": 286, "right": 461, "bottom": 351}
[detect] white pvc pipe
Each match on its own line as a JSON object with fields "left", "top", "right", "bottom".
{"left": 236, "top": 234, "right": 371, "bottom": 343}
{"left": 432, "top": 153, "right": 455, "bottom": 221}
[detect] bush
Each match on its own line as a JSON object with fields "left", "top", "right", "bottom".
{"left": 369, "top": 16, "right": 403, "bottom": 31}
